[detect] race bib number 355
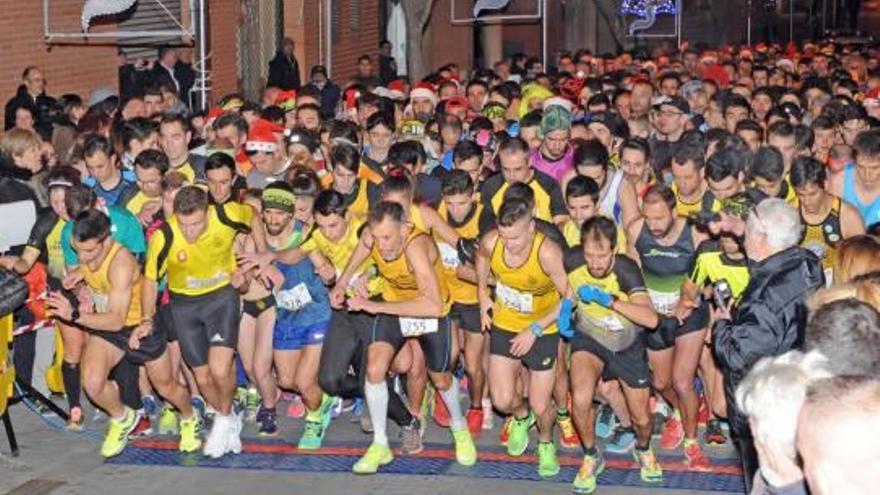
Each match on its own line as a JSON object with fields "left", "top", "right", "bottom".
{"left": 400, "top": 317, "right": 439, "bottom": 337}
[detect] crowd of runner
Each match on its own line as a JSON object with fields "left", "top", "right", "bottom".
{"left": 2, "top": 39, "right": 880, "bottom": 495}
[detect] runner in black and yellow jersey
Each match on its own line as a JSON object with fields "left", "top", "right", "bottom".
{"left": 564, "top": 216, "right": 662, "bottom": 493}
{"left": 699, "top": 147, "right": 766, "bottom": 215}
{"left": 625, "top": 185, "right": 711, "bottom": 470}
{"left": 327, "top": 142, "right": 377, "bottom": 222}
{"left": 476, "top": 197, "right": 570, "bottom": 478}
{"left": 143, "top": 186, "right": 253, "bottom": 458}
{"left": 47, "top": 210, "right": 199, "bottom": 458}
{"left": 670, "top": 141, "right": 709, "bottom": 219}
{"left": 332, "top": 201, "right": 477, "bottom": 474}
{"left": 480, "top": 137, "right": 567, "bottom": 225}
{"left": 790, "top": 156, "right": 865, "bottom": 285}
{"left": 750, "top": 146, "right": 799, "bottom": 207}
{"left": 436, "top": 170, "right": 487, "bottom": 436}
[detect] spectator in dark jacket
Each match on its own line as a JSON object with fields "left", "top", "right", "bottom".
{"left": 378, "top": 40, "right": 398, "bottom": 85}
{"left": 267, "top": 38, "right": 302, "bottom": 91}
{"left": 712, "top": 198, "right": 825, "bottom": 493}
{"left": 4, "top": 67, "right": 56, "bottom": 140}
{"left": 303, "top": 65, "right": 341, "bottom": 120}
{"left": 149, "top": 46, "right": 182, "bottom": 98}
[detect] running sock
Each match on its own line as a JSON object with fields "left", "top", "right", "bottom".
{"left": 305, "top": 394, "right": 328, "bottom": 422}
{"left": 61, "top": 361, "right": 81, "bottom": 409}
{"left": 583, "top": 445, "right": 598, "bottom": 457}
{"left": 364, "top": 380, "right": 389, "bottom": 446}
{"left": 439, "top": 380, "right": 466, "bottom": 431}
{"left": 557, "top": 407, "right": 570, "bottom": 418}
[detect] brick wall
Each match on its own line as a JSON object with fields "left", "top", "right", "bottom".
{"left": 0, "top": 0, "right": 118, "bottom": 107}
{"left": 426, "top": 0, "right": 475, "bottom": 76}
{"left": 207, "top": 0, "right": 241, "bottom": 102}
{"left": 329, "top": 0, "right": 381, "bottom": 86}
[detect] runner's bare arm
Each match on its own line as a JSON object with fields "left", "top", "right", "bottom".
{"left": 420, "top": 204, "right": 460, "bottom": 245}
{"left": 840, "top": 200, "right": 866, "bottom": 238}
{"left": 614, "top": 292, "right": 659, "bottom": 329}
{"left": 334, "top": 228, "right": 373, "bottom": 292}
{"left": 534, "top": 237, "right": 570, "bottom": 330}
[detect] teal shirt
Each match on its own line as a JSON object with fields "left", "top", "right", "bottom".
{"left": 61, "top": 206, "right": 146, "bottom": 266}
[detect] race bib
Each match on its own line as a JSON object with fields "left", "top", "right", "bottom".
{"left": 438, "top": 242, "right": 460, "bottom": 269}
{"left": 496, "top": 282, "right": 534, "bottom": 313}
{"left": 647, "top": 289, "right": 679, "bottom": 316}
{"left": 596, "top": 315, "right": 625, "bottom": 332}
{"left": 276, "top": 283, "right": 313, "bottom": 311}
{"left": 400, "top": 317, "right": 439, "bottom": 337}
{"left": 91, "top": 291, "right": 109, "bottom": 313}
{"left": 185, "top": 271, "right": 229, "bottom": 290}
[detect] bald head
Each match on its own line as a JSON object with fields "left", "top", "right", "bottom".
{"left": 797, "top": 376, "right": 880, "bottom": 495}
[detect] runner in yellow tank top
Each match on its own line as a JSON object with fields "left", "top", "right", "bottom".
{"left": 47, "top": 210, "right": 199, "bottom": 459}
{"left": 476, "top": 196, "right": 570, "bottom": 477}
{"left": 331, "top": 201, "right": 477, "bottom": 474}
{"left": 142, "top": 187, "right": 252, "bottom": 459}
{"left": 437, "top": 170, "right": 489, "bottom": 431}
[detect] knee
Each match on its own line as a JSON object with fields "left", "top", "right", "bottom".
{"left": 192, "top": 367, "right": 213, "bottom": 387}
{"left": 673, "top": 375, "right": 695, "bottom": 398}
{"left": 317, "top": 371, "right": 342, "bottom": 396}
{"left": 82, "top": 370, "right": 106, "bottom": 399}
{"left": 490, "top": 389, "right": 513, "bottom": 413}
{"left": 431, "top": 372, "right": 451, "bottom": 391}
{"left": 150, "top": 374, "right": 177, "bottom": 398}
{"left": 570, "top": 388, "right": 593, "bottom": 413}
{"left": 653, "top": 374, "right": 672, "bottom": 392}
{"left": 529, "top": 395, "right": 551, "bottom": 417}
{"left": 365, "top": 360, "right": 388, "bottom": 384}
{"left": 629, "top": 402, "right": 652, "bottom": 429}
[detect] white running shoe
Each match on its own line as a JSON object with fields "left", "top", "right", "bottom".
{"left": 227, "top": 413, "right": 243, "bottom": 454}
{"left": 203, "top": 414, "right": 230, "bottom": 458}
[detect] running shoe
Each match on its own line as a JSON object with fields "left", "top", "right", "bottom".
{"left": 352, "top": 443, "right": 394, "bottom": 475}
{"left": 259, "top": 408, "right": 279, "bottom": 437}
{"left": 704, "top": 419, "right": 728, "bottom": 445}
{"left": 191, "top": 396, "right": 207, "bottom": 422}
{"left": 179, "top": 414, "right": 202, "bottom": 453}
{"left": 650, "top": 397, "right": 669, "bottom": 436}
{"left": 536, "top": 441, "right": 560, "bottom": 478}
{"left": 499, "top": 416, "right": 513, "bottom": 446}
{"left": 246, "top": 387, "right": 260, "bottom": 422}
{"left": 659, "top": 411, "right": 684, "bottom": 450}
{"left": 351, "top": 397, "right": 365, "bottom": 423}
{"left": 331, "top": 397, "right": 346, "bottom": 419}
{"left": 67, "top": 406, "right": 84, "bottom": 431}
{"left": 452, "top": 427, "right": 477, "bottom": 466}
{"left": 604, "top": 426, "right": 636, "bottom": 453}
{"left": 141, "top": 395, "right": 159, "bottom": 417}
{"left": 100, "top": 407, "right": 137, "bottom": 458}
{"left": 299, "top": 395, "right": 333, "bottom": 449}
{"left": 683, "top": 439, "right": 711, "bottom": 471}
{"left": 158, "top": 406, "right": 179, "bottom": 435}
{"left": 572, "top": 452, "right": 606, "bottom": 494}
{"left": 286, "top": 394, "right": 306, "bottom": 418}
{"left": 234, "top": 387, "right": 247, "bottom": 412}
{"left": 203, "top": 414, "right": 230, "bottom": 458}
{"left": 633, "top": 447, "right": 663, "bottom": 483}
{"left": 227, "top": 413, "right": 243, "bottom": 455}
{"left": 506, "top": 411, "right": 535, "bottom": 457}
{"left": 400, "top": 417, "right": 424, "bottom": 455}
{"left": 129, "top": 412, "right": 153, "bottom": 438}
{"left": 256, "top": 405, "right": 270, "bottom": 424}
{"left": 557, "top": 411, "right": 580, "bottom": 449}
{"left": 594, "top": 404, "right": 617, "bottom": 440}
{"left": 466, "top": 407, "right": 484, "bottom": 438}
{"left": 433, "top": 391, "right": 451, "bottom": 428}
{"left": 360, "top": 412, "right": 374, "bottom": 434}
{"left": 421, "top": 386, "right": 435, "bottom": 422}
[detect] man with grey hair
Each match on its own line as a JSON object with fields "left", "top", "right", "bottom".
{"left": 712, "top": 198, "right": 825, "bottom": 491}
{"left": 736, "top": 351, "right": 833, "bottom": 495}
{"left": 797, "top": 376, "right": 880, "bottom": 495}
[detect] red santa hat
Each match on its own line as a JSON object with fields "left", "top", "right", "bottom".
{"left": 245, "top": 119, "right": 285, "bottom": 154}
{"left": 410, "top": 82, "right": 438, "bottom": 105}
{"left": 205, "top": 107, "right": 225, "bottom": 127}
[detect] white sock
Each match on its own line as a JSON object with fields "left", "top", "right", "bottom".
{"left": 364, "top": 380, "right": 389, "bottom": 446}
{"left": 440, "top": 379, "right": 466, "bottom": 431}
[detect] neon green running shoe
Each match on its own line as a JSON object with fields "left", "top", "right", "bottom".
{"left": 633, "top": 446, "right": 663, "bottom": 483}
{"left": 100, "top": 407, "right": 137, "bottom": 458}
{"left": 178, "top": 414, "right": 202, "bottom": 453}
{"left": 572, "top": 452, "right": 606, "bottom": 494}
{"left": 246, "top": 387, "right": 260, "bottom": 421}
{"left": 298, "top": 419, "right": 326, "bottom": 450}
{"left": 452, "top": 427, "right": 477, "bottom": 466}
{"left": 537, "top": 441, "right": 560, "bottom": 478}
{"left": 158, "top": 406, "right": 179, "bottom": 435}
{"left": 506, "top": 410, "right": 535, "bottom": 457}
{"left": 352, "top": 443, "right": 394, "bottom": 474}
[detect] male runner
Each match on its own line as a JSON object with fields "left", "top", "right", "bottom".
{"left": 333, "top": 201, "right": 477, "bottom": 474}
{"left": 143, "top": 186, "right": 252, "bottom": 458}
{"left": 476, "top": 197, "right": 570, "bottom": 477}
{"left": 564, "top": 216, "right": 662, "bottom": 493}
{"left": 626, "top": 185, "right": 710, "bottom": 469}
{"left": 47, "top": 210, "right": 199, "bottom": 457}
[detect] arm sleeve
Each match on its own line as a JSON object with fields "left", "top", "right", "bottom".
{"left": 548, "top": 182, "right": 567, "bottom": 217}
{"left": 26, "top": 209, "right": 57, "bottom": 254}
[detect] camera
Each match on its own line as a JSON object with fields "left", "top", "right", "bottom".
{"left": 713, "top": 279, "right": 733, "bottom": 309}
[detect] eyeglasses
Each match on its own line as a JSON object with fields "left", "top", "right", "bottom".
{"left": 245, "top": 149, "right": 260, "bottom": 156}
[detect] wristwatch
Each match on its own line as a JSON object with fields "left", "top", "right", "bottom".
{"left": 529, "top": 323, "right": 543, "bottom": 337}
{"left": 70, "top": 308, "right": 80, "bottom": 323}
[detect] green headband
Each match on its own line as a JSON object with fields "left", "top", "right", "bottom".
{"left": 261, "top": 187, "right": 296, "bottom": 213}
